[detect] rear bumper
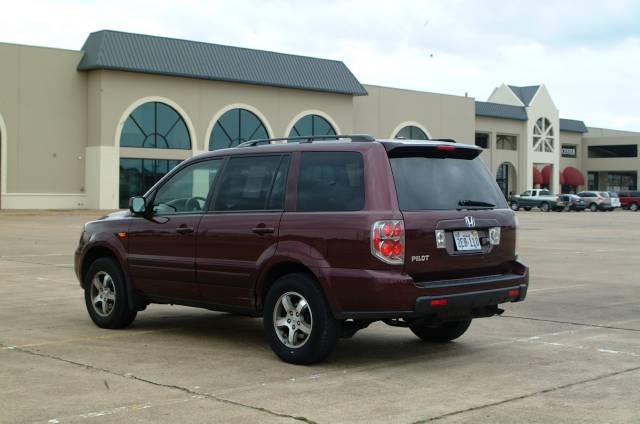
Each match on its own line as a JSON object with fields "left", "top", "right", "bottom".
{"left": 413, "top": 284, "right": 527, "bottom": 316}
{"left": 332, "top": 260, "right": 529, "bottom": 320}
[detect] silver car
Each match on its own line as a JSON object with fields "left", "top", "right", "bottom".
{"left": 577, "top": 191, "right": 615, "bottom": 212}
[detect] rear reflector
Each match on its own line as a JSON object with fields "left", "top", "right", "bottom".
{"left": 430, "top": 299, "right": 448, "bottom": 306}
{"left": 508, "top": 289, "right": 520, "bottom": 297}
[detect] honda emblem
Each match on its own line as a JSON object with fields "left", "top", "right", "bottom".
{"left": 464, "top": 216, "right": 476, "bottom": 228}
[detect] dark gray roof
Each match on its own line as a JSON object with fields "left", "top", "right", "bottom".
{"left": 508, "top": 85, "right": 540, "bottom": 106}
{"left": 475, "top": 101, "right": 528, "bottom": 121}
{"left": 560, "top": 118, "right": 588, "bottom": 133}
{"left": 77, "top": 30, "right": 367, "bottom": 96}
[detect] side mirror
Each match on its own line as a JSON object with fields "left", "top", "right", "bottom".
{"left": 129, "top": 196, "right": 147, "bottom": 215}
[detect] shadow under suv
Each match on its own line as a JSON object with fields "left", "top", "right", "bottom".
{"left": 75, "top": 134, "right": 529, "bottom": 364}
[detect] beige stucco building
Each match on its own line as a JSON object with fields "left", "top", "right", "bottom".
{"left": 0, "top": 30, "right": 638, "bottom": 210}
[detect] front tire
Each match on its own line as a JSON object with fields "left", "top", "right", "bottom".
{"left": 589, "top": 203, "right": 598, "bottom": 212}
{"left": 410, "top": 319, "right": 472, "bottom": 342}
{"left": 509, "top": 201, "right": 519, "bottom": 211}
{"left": 263, "top": 273, "right": 340, "bottom": 365}
{"left": 84, "top": 257, "right": 137, "bottom": 329}
{"left": 540, "top": 202, "right": 550, "bottom": 212}
{"left": 630, "top": 203, "right": 638, "bottom": 212}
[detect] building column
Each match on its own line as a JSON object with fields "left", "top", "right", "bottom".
{"left": 85, "top": 145, "right": 119, "bottom": 210}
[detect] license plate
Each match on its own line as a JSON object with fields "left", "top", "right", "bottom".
{"left": 453, "top": 230, "right": 481, "bottom": 251}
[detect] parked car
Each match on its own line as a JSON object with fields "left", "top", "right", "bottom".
{"left": 553, "top": 194, "right": 586, "bottom": 211}
{"left": 75, "top": 135, "right": 528, "bottom": 364}
{"left": 606, "top": 192, "right": 621, "bottom": 209}
{"left": 509, "top": 189, "right": 558, "bottom": 212}
{"left": 617, "top": 191, "right": 640, "bottom": 211}
{"left": 577, "top": 191, "right": 615, "bottom": 212}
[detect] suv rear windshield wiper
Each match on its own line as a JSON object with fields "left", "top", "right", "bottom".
{"left": 457, "top": 200, "right": 495, "bottom": 209}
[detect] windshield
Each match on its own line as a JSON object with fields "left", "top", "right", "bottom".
{"left": 390, "top": 156, "right": 508, "bottom": 210}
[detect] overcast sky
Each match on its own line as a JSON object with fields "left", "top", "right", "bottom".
{"left": 1, "top": 0, "right": 639, "bottom": 130}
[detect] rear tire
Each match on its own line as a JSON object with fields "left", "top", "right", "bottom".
{"left": 524, "top": 207, "right": 532, "bottom": 211}
{"left": 540, "top": 202, "right": 550, "bottom": 212}
{"left": 410, "top": 318, "right": 472, "bottom": 342}
{"left": 263, "top": 273, "right": 340, "bottom": 365}
{"left": 589, "top": 203, "right": 598, "bottom": 212}
{"left": 84, "top": 257, "right": 137, "bottom": 329}
{"left": 630, "top": 203, "right": 638, "bottom": 212}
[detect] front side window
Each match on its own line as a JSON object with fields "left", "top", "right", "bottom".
{"left": 120, "top": 102, "right": 191, "bottom": 149}
{"left": 297, "top": 152, "right": 365, "bottom": 212}
{"left": 522, "top": 191, "right": 532, "bottom": 196}
{"left": 396, "top": 125, "right": 429, "bottom": 140}
{"left": 209, "top": 108, "right": 269, "bottom": 151}
{"left": 153, "top": 159, "right": 223, "bottom": 215}
{"left": 214, "top": 155, "right": 289, "bottom": 211}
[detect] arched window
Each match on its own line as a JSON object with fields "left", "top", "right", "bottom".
{"left": 395, "top": 125, "right": 428, "bottom": 140}
{"left": 120, "top": 102, "right": 190, "bottom": 149}
{"left": 533, "top": 118, "right": 554, "bottom": 152}
{"left": 209, "top": 108, "right": 268, "bottom": 150}
{"left": 289, "top": 114, "right": 336, "bottom": 138}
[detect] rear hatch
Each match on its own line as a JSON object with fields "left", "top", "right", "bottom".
{"left": 385, "top": 142, "right": 518, "bottom": 282}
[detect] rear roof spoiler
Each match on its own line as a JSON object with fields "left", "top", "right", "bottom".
{"left": 381, "top": 140, "right": 482, "bottom": 160}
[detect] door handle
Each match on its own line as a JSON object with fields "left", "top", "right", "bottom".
{"left": 252, "top": 226, "right": 275, "bottom": 235}
{"left": 176, "top": 226, "right": 194, "bottom": 235}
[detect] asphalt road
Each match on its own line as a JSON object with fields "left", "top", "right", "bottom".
{"left": 1, "top": 209, "right": 639, "bottom": 423}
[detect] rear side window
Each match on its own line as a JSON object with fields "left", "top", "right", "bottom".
{"left": 213, "top": 155, "right": 288, "bottom": 211}
{"left": 297, "top": 152, "right": 364, "bottom": 212}
{"left": 390, "top": 156, "right": 507, "bottom": 210}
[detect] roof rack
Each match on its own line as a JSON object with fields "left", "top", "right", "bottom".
{"left": 237, "top": 134, "right": 375, "bottom": 148}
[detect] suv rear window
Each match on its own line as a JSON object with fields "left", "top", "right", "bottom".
{"left": 297, "top": 152, "right": 364, "bottom": 212}
{"left": 390, "top": 156, "right": 507, "bottom": 210}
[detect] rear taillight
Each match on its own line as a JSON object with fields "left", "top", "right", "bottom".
{"left": 371, "top": 220, "right": 404, "bottom": 264}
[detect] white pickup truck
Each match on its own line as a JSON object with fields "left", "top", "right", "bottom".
{"left": 509, "top": 189, "right": 558, "bottom": 212}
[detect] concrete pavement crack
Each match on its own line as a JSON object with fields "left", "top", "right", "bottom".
{"left": 0, "top": 257, "right": 73, "bottom": 268}
{"left": 411, "top": 365, "right": 640, "bottom": 423}
{"left": 500, "top": 315, "right": 640, "bottom": 332}
{"left": 8, "top": 346, "right": 316, "bottom": 424}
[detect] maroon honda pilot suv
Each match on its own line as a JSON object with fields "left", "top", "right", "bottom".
{"left": 75, "top": 134, "right": 528, "bottom": 364}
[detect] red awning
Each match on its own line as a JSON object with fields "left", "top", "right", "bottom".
{"left": 541, "top": 165, "right": 552, "bottom": 185}
{"left": 559, "top": 171, "right": 566, "bottom": 185}
{"left": 533, "top": 167, "right": 543, "bottom": 185}
{"left": 562, "top": 166, "right": 585, "bottom": 186}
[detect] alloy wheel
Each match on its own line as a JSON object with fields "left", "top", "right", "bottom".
{"left": 90, "top": 271, "right": 116, "bottom": 317}
{"left": 273, "top": 291, "right": 313, "bottom": 348}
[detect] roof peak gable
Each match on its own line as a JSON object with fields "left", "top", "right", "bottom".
{"left": 507, "top": 85, "right": 541, "bottom": 106}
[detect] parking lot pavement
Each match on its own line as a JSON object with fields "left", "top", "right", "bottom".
{"left": 1, "top": 209, "right": 639, "bottom": 423}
